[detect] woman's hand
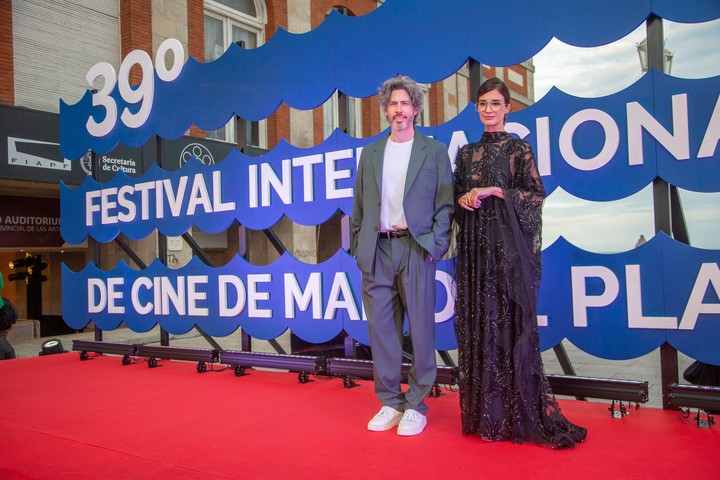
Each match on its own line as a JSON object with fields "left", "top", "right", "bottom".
{"left": 458, "top": 187, "right": 505, "bottom": 211}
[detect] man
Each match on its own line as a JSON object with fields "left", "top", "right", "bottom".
{"left": 351, "top": 75, "right": 454, "bottom": 436}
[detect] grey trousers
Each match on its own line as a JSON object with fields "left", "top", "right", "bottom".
{"left": 361, "top": 236, "right": 437, "bottom": 415}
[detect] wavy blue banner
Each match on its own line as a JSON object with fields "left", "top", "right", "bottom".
{"left": 61, "top": 252, "right": 459, "bottom": 350}
{"left": 62, "top": 235, "right": 720, "bottom": 362}
{"left": 510, "top": 71, "right": 720, "bottom": 199}
{"left": 538, "top": 233, "right": 720, "bottom": 364}
{"left": 59, "top": 2, "right": 720, "bottom": 362}
{"left": 60, "top": 72, "right": 720, "bottom": 243}
{"left": 60, "top": 130, "right": 371, "bottom": 243}
{"left": 58, "top": 0, "right": 720, "bottom": 160}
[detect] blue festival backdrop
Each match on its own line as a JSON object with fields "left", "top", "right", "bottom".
{"left": 60, "top": 0, "right": 720, "bottom": 364}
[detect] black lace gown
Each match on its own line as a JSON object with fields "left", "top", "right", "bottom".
{"left": 453, "top": 131, "right": 586, "bottom": 449}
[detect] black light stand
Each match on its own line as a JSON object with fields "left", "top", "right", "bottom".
{"left": 326, "top": 358, "right": 458, "bottom": 397}
{"left": 72, "top": 339, "right": 137, "bottom": 365}
{"left": 668, "top": 383, "right": 720, "bottom": 428}
{"left": 136, "top": 344, "right": 219, "bottom": 373}
{"left": 326, "top": 358, "right": 648, "bottom": 409}
{"left": 547, "top": 375, "right": 649, "bottom": 418}
{"left": 220, "top": 350, "right": 325, "bottom": 383}
{"left": 39, "top": 338, "right": 66, "bottom": 356}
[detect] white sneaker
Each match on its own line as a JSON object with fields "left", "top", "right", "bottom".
{"left": 397, "top": 409, "right": 427, "bottom": 436}
{"left": 367, "top": 406, "right": 403, "bottom": 431}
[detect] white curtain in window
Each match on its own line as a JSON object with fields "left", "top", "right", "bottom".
{"left": 232, "top": 24, "right": 257, "bottom": 49}
{"left": 204, "top": 15, "right": 224, "bottom": 61}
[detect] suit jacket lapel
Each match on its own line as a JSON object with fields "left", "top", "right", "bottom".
{"left": 372, "top": 135, "right": 389, "bottom": 194}
{"left": 404, "top": 133, "right": 427, "bottom": 196}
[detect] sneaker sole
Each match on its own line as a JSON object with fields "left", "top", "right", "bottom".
{"left": 367, "top": 418, "right": 402, "bottom": 432}
{"left": 397, "top": 420, "right": 427, "bottom": 436}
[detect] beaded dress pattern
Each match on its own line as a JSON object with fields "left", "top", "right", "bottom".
{"left": 453, "top": 131, "right": 586, "bottom": 448}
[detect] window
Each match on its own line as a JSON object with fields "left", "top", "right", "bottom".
{"left": 212, "top": 0, "right": 256, "bottom": 17}
{"left": 418, "top": 84, "right": 430, "bottom": 127}
{"left": 322, "top": 7, "right": 361, "bottom": 139}
{"left": 204, "top": 0, "right": 265, "bottom": 146}
{"left": 323, "top": 91, "right": 362, "bottom": 139}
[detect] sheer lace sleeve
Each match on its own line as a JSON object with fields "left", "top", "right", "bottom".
{"left": 507, "top": 139, "right": 546, "bottom": 279}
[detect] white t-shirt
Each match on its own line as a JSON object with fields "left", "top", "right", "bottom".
{"left": 380, "top": 138, "right": 413, "bottom": 232}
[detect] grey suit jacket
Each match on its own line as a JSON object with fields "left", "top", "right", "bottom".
{"left": 351, "top": 131, "right": 454, "bottom": 273}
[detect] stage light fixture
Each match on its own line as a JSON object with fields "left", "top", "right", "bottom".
{"left": 39, "top": 339, "right": 66, "bottom": 356}
{"left": 547, "top": 374, "right": 649, "bottom": 418}
{"left": 326, "top": 358, "right": 458, "bottom": 396}
{"left": 547, "top": 375, "right": 649, "bottom": 402}
{"left": 72, "top": 339, "right": 137, "bottom": 365}
{"left": 669, "top": 383, "right": 720, "bottom": 428}
{"left": 219, "top": 350, "right": 325, "bottom": 383}
{"left": 136, "top": 344, "right": 219, "bottom": 372}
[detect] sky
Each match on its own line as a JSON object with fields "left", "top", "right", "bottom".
{"left": 532, "top": 18, "right": 720, "bottom": 253}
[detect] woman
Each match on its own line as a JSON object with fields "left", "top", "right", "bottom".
{"left": 453, "top": 77, "right": 586, "bottom": 448}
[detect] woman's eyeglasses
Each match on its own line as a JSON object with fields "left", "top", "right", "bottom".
{"left": 475, "top": 100, "right": 507, "bottom": 112}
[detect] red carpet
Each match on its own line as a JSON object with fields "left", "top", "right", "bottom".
{"left": 0, "top": 353, "right": 717, "bottom": 479}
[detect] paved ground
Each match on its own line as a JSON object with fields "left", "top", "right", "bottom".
{"left": 4, "top": 324, "right": 694, "bottom": 409}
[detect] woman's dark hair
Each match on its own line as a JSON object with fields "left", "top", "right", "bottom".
{"left": 476, "top": 77, "right": 511, "bottom": 124}
{"left": 476, "top": 77, "right": 511, "bottom": 105}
